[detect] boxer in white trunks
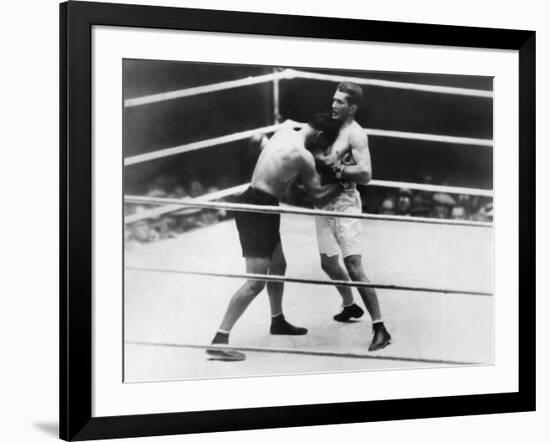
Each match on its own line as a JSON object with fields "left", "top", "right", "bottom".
{"left": 315, "top": 82, "right": 391, "bottom": 351}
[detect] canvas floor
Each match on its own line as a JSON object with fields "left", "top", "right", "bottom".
{"left": 124, "top": 215, "right": 494, "bottom": 382}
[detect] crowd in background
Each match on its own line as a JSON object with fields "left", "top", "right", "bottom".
{"left": 125, "top": 167, "right": 493, "bottom": 249}
{"left": 372, "top": 187, "right": 493, "bottom": 221}
{"left": 125, "top": 175, "right": 228, "bottom": 248}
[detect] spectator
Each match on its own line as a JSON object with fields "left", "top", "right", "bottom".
{"left": 189, "top": 180, "right": 205, "bottom": 198}
{"left": 379, "top": 197, "right": 396, "bottom": 215}
{"left": 127, "top": 218, "right": 156, "bottom": 246}
{"left": 431, "top": 193, "right": 456, "bottom": 219}
{"left": 146, "top": 176, "right": 172, "bottom": 198}
{"left": 411, "top": 191, "right": 432, "bottom": 217}
{"left": 476, "top": 202, "right": 493, "bottom": 222}
{"left": 457, "top": 194, "right": 471, "bottom": 209}
{"left": 396, "top": 188, "right": 412, "bottom": 216}
{"left": 199, "top": 210, "right": 219, "bottom": 226}
{"left": 468, "top": 195, "right": 482, "bottom": 215}
{"left": 451, "top": 205, "right": 467, "bottom": 220}
{"left": 179, "top": 210, "right": 202, "bottom": 231}
{"left": 171, "top": 185, "right": 188, "bottom": 199}
{"left": 154, "top": 215, "right": 178, "bottom": 239}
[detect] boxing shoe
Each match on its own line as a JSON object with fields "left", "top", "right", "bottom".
{"left": 368, "top": 323, "right": 392, "bottom": 351}
{"left": 206, "top": 348, "right": 246, "bottom": 362}
{"left": 333, "top": 303, "right": 364, "bottom": 322}
{"left": 270, "top": 314, "right": 308, "bottom": 335}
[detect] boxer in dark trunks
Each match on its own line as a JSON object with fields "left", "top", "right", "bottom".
{"left": 207, "top": 115, "right": 343, "bottom": 361}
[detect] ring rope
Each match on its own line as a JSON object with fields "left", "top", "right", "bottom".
{"left": 125, "top": 266, "right": 493, "bottom": 297}
{"left": 369, "top": 179, "right": 493, "bottom": 197}
{"left": 366, "top": 128, "right": 493, "bottom": 147}
{"left": 124, "top": 121, "right": 297, "bottom": 166}
{"left": 289, "top": 69, "right": 493, "bottom": 98}
{"left": 289, "top": 121, "right": 493, "bottom": 147}
{"left": 124, "top": 68, "right": 492, "bottom": 108}
{"left": 124, "top": 70, "right": 293, "bottom": 108}
{"left": 125, "top": 195, "right": 493, "bottom": 228}
{"left": 125, "top": 180, "right": 492, "bottom": 225}
{"left": 125, "top": 340, "right": 480, "bottom": 366}
{"left": 124, "top": 120, "right": 493, "bottom": 166}
{"left": 125, "top": 183, "right": 250, "bottom": 224}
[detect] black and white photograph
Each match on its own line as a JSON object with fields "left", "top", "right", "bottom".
{"left": 56, "top": 0, "right": 538, "bottom": 439}
{"left": 1, "top": 0, "right": 544, "bottom": 439}
{"left": 123, "top": 60, "right": 494, "bottom": 382}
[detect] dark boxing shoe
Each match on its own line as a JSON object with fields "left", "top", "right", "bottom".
{"left": 270, "top": 315, "right": 308, "bottom": 335}
{"left": 333, "top": 303, "right": 364, "bottom": 322}
{"left": 368, "top": 323, "right": 392, "bottom": 351}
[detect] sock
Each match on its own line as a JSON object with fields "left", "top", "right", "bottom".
{"left": 212, "top": 330, "right": 229, "bottom": 345}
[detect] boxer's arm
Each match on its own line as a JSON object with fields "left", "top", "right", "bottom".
{"left": 299, "top": 152, "right": 342, "bottom": 206}
{"left": 335, "top": 129, "right": 372, "bottom": 185}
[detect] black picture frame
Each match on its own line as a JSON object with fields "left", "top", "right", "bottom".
{"left": 60, "top": 1, "right": 536, "bottom": 440}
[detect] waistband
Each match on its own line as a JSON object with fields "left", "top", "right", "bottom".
{"left": 243, "top": 186, "right": 280, "bottom": 205}
{"left": 318, "top": 187, "right": 360, "bottom": 209}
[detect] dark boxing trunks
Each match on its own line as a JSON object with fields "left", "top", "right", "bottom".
{"left": 235, "top": 187, "right": 281, "bottom": 258}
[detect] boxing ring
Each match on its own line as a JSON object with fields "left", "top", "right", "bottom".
{"left": 123, "top": 67, "right": 494, "bottom": 382}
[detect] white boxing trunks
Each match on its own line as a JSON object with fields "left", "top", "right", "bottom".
{"left": 315, "top": 188, "right": 362, "bottom": 258}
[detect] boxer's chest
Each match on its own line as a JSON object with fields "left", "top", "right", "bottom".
{"left": 329, "top": 139, "right": 355, "bottom": 165}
